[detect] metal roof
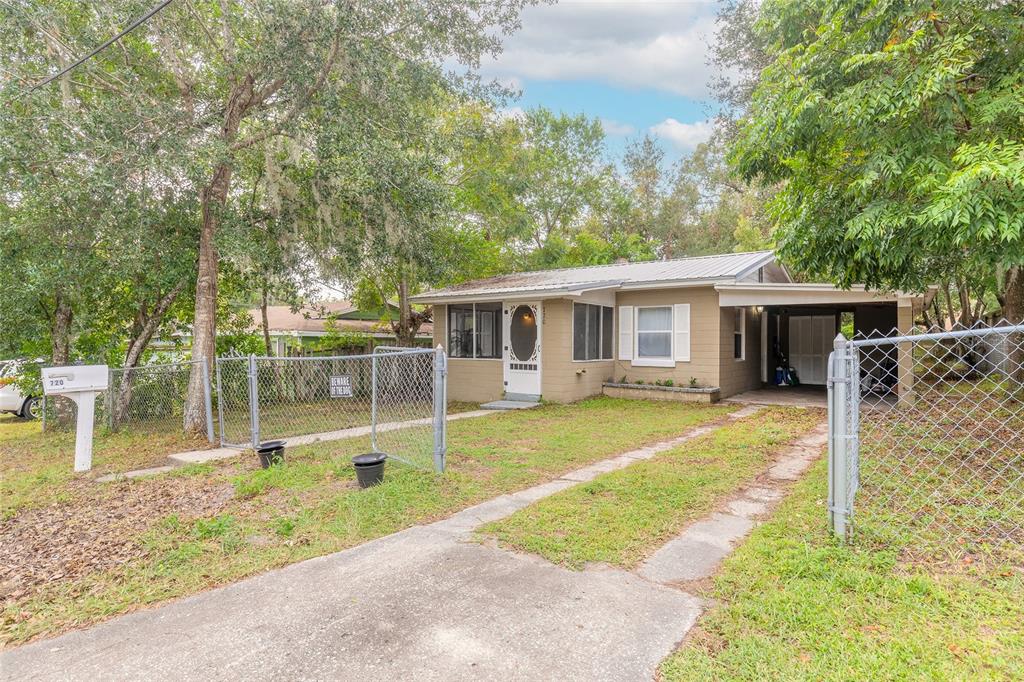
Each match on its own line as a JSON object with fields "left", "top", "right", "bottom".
{"left": 412, "top": 251, "right": 776, "bottom": 303}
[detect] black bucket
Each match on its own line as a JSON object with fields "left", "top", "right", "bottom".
{"left": 352, "top": 452, "right": 387, "bottom": 488}
{"left": 256, "top": 440, "right": 286, "bottom": 469}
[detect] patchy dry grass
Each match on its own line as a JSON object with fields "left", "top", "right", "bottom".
{"left": 480, "top": 407, "right": 823, "bottom": 570}
{"left": 1, "top": 397, "right": 735, "bottom": 646}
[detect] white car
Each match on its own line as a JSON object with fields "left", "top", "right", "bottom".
{"left": 0, "top": 360, "right": 41, "bottom": 419}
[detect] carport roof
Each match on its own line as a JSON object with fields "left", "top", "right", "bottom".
{"left": 411, "top": 251, "right": 777, "bottom": 304}
{"left": 713, "top": 282, "right": 921, "bottom": 307}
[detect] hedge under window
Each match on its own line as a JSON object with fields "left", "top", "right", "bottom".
{"left": 573, "top": 303, "right": 613, "bottom": 361}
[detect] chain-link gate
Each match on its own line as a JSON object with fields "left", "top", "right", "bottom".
{"left": 216, "top": 347, "right": 448, "bottom": 472}
{"left": 829, "top": 323, "right": 1024, "bottom": 560}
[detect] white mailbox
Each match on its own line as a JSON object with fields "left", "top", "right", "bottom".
{"left": 41, "top": 364, "right": 108, "bottom": 472}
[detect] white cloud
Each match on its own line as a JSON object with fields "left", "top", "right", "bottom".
{"left": 496, "top": 105, "right": 527, "bottom": 121}
{"left": 484, "top": 0, "right": 720, "bottom": 98}
{"left": 649, "top": 118, "right": 714, "bottom": 151}
{"left": 600, "top": 118, "right": 636, "bottom": 136}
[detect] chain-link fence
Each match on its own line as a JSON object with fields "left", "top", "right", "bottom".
{"left": 105, "top": 360, "right": 213, "bottom": 440}
{"left": 828, "top": 323, "right": 1024, "bottom": 562}
{"left": 41, "top": 360, "right": 214, "bottom": 443}
{"left": 217, "top": 347, "right": 448, "bottom": 472}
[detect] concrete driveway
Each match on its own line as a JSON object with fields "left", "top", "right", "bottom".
{"left": 2, "top": 524, "right": 700, "bottom": 681}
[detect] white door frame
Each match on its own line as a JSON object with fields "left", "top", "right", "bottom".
{"left": 503, "top": 301, "right": 542, "bottom": 398}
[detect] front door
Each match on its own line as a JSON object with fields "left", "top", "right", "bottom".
{"left": 503, "top": 302, "right": 542, "bottom": 399}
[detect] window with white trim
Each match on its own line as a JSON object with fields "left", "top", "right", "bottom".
{"left": 733, "top": 307, "right": 745, "bottom": 360}
{"left": 636, "top": 306, "right": 673, "bottom": 359}
{"left": 448, "top": 303, "right": 502, "bottom": 359}
{"left": 572, "top": 303, "right": 613, "bottom": 361}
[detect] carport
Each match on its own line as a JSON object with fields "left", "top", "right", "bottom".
{"left": 716, "top": 283, "right": 924, "bottom": 393}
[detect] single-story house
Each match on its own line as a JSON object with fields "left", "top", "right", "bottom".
{"left": 248, "top": 300, "right": 433, "bottom": 355}
{"left": 411, "top": 250, "right": 924, "bottom": 404}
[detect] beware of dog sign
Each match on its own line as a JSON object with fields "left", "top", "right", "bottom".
{"left": 329, "top": 375, "right": 353, "bottom": 398}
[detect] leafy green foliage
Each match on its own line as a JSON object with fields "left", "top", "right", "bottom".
{"left": 732, "top": 1, "right": 1024, "bottom": 309}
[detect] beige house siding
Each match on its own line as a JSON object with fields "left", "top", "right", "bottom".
{"left": 432, "top": 303, "right": 504, "bottom": 404}
{"left": 541, "top": 299, "right": 615, "bottom": 403}
{"left": 613, "top": 287, "right": 721, "bottom": 390}
{"left": 718, "top": 306, "right": 762, "bottom": 397}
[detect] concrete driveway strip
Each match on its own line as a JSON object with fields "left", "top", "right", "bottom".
{"left": 2, "top": 525, "right": 701, "bottom": 682}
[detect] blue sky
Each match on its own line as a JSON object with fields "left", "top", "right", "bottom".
{"left": 479, "top": 0, "right": 723, "bottom": 162}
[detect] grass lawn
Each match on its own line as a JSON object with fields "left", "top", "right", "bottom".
{"left": 480, "top": 407, "right": 823, "bottom": 570}
{"left": 1, "top": 397, "right": 735, "bottom": 646}
{"left": 659, "top": 457, "right": 1024, "bottom": 681}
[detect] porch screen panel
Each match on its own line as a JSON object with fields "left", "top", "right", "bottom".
{"left": 573, "top": 303, "right": 588, "bottom": 361}
{"left": 601, "top": 306, "right": 614, "bottom": 359}
{"left": 586, "top": 306, "right": 600, "bottom": 359}
{"left": 475, "top": 303, "right": 502, "bottom": 359}
{"left": 448, "top": 305, "right": 474, "bottom": 358}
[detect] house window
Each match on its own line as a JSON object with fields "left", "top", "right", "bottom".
{"left": 573, "top": 303, "right": 613, "bottom": 361}
{"left": 734, "top": 307, "right": 745, "bottom": 360}
{"left": 637, "top": 306, "right": 673, "bottom": 359}
{"left": 449, "top": 303, "right": 501, "bottom": 359}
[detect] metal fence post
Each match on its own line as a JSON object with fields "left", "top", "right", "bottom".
{"left": 201, "top": 358, "right": 215, "bottom": 444}
{"left": 828, "top": 334, "right": 850, "bottom": 540}
{"left": 432, "top": 344, "right": 448, "bottom": 473}
{"left": 248, "top": 354, "right": 260, "bottom": 449}
{"left": 215, "top": 357, "right": 226, "bottom": 446}
{"left": 370, "top": 352, "right": 379, "bottom": 452}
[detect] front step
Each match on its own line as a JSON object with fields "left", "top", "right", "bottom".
{"left": 481, "top": 399, "right": 540, "bottom": 411}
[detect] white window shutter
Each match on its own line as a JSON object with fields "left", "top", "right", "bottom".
{"left": 674, "top": 304, "right": 691, "bottom": 362}
{"left": 618, "top": 306, "right": 634, "bottom": 360}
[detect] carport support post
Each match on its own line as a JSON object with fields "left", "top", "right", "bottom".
{"left": 828, "top": 334, "right": 850, "bottom": 540}
{"left": 247, "top": 354, "right": 260, "bottom": 450}
{"left": 432, "top": 345, "right": 448, "bottom": 473}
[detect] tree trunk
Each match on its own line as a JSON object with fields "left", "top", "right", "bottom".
{"left": 51, "top": 294, "right": 73, "bottom": 365}
{"left": 1002, "top": 266, "right": 1024, "bottom": 390}
{"left": 261, "top": 284, "right": 273, "bottom": 356}
{"left": 396, "top": 276, "right": 412, "bottom": 347}
{"left": 1003, "top": 266, "right": 1024, "bottom": 324}
{"left": 50, "top": 293, "right": 74, "bottom": 426}
{"left": 113, "top": 281, "right": 186, "bottom": 428}
{"left": 942, "top": 282, "right": 957, "bottom": 329}
{"left": 957, "top": 281, "right": 973, "bottom": 327}
{"left": 183, "top": 163, "right": 233, "bottom": 435}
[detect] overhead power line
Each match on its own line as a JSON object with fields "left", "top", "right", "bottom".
{"left": 25, "top": 0, "right": 174, "bottom": 95}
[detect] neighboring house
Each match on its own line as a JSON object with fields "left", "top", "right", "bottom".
{"left": 411, "top": 250, "right": 924, "bottom": 404}
{"left": 249, "top": 300, "right": 433, "bottom": 355}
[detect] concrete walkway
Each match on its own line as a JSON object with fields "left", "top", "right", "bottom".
{"left": 4, "top": 408, "right": 826, "bottom": 682}
{"left": 97, "top": 409, "right": 499, "bottom": 482}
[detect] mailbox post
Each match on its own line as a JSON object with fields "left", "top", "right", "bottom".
{"left": 41, "top": 364, "right": 108, "bottom": 472}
